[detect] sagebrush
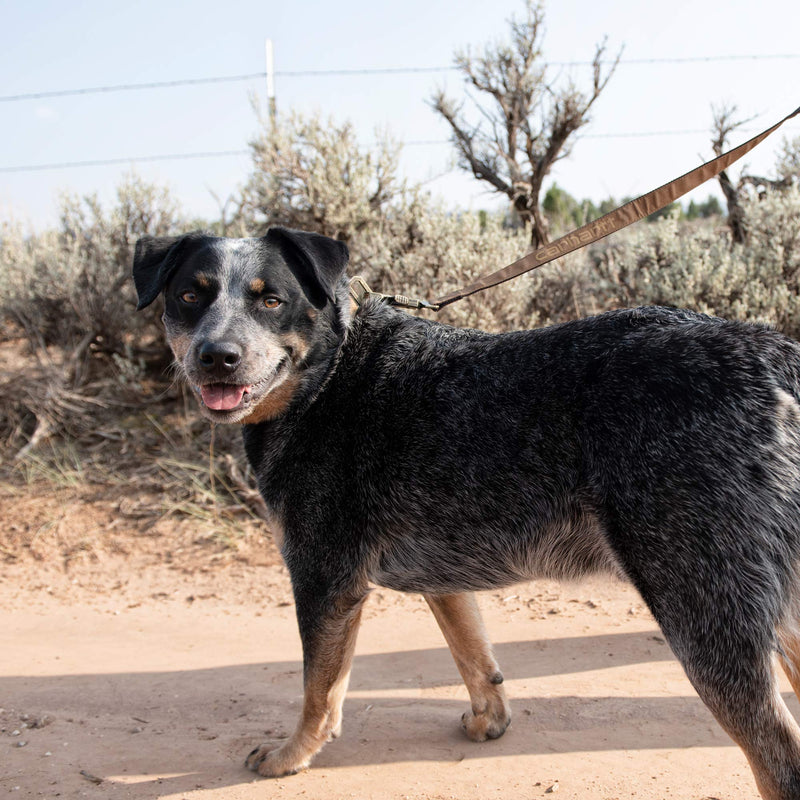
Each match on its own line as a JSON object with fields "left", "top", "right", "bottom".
{"left": 3, "top": 113, "right": 800, "bottom": 460}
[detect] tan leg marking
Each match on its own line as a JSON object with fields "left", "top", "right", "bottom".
{"left": 696, "top": 650, "right": 800, "bottom": 800}
{"left": 778, "top": 624, "right": 800, "bottom": 701}
{"left": 424, "top": 592, "right": 511, "bottom": 741}
{"left": 246, "top": 597, "right": 366, "bottom": 777}
{"left": 735, "top": 679, "right": 800, "bottom": 800}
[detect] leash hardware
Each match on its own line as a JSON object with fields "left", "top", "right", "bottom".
{"left": 386, "top": 294, "right": 440, "bottom": 311}
{"left": 349, "top": 276, "right": 381, "bottom": 307}
{"left": 349, "top": 276, "right": 439, "bottom": 311}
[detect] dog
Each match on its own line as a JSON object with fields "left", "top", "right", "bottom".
{"left": 133, "top": 226, "right": 800, "bottom": 800}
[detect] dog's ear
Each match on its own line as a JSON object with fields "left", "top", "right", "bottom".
{"left": 265, "top": 227, "right": 349, "bottom": 309}
{"left": 132, "top": 233, "right": 203, "bottom": 310}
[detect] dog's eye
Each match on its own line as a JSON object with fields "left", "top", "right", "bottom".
{"left": 180, "top": 291, "right": 199, "bottom": 304}
{"left": 263, "top": 296, "right": 282, "bottom": 309}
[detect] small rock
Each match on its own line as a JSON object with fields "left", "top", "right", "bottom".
{"left": 545, "top": 782, "right": 559, "bottom": 793}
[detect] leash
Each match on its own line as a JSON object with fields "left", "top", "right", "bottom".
{"left": 351, "top": 104, "right": 800, "bottom": 312}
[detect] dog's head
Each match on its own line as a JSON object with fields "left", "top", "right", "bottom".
{"left": 132, "top": 227, "right": 350, "bottom": 424}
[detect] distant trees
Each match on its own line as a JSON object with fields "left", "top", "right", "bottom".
{"left": 431, "top": 0, "right": 620, "bottom": 248}
{"left": 541, "top": 183, "right": 721, "bottom": 234}
{"left": 542, "top": 184, "right": 597, "bottom": 232}
{"left": 686, "top": 196, "right": 723, "bottom": 220}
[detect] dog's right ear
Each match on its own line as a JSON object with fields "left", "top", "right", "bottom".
{"left": 132, "top": 234, "right": 207, "bottom": 310}
{"left": 132, "top": 235, "right": 185, "bottom": 310}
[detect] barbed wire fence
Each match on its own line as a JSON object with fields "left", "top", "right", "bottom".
{"left": 2, "top": 53, "right": 799, "bottom": 174}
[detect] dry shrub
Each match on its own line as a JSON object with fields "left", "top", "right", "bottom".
{"left": 592, "top": 186, "right": 800, "bottom": 337}
{"left": 0, "top": 174, "right": 185, "bottom": 456}
{"left": 776, "top": 135, "right": 800, "bottom": 184}
{"left": 351, "top": 203, "right": 598, "bottom": 332}
{"left": 0, "top": 173, "right": 182, "bottom": 357}
{"left": 236, "top": 109, "right": 406, "bottom": 243}
{"left": 4, "top": 108, "right": 800, "bottom": 470}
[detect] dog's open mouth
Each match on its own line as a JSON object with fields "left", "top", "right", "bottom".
{"left": 199, "top": 383, "right": 253, "bottom": 411}
{"left": 194, "top": 359, "right": 290, "bottom": 418}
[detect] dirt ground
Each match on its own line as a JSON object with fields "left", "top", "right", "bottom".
{"left": 0, "top": 483, "right": 786, "bottom": 800}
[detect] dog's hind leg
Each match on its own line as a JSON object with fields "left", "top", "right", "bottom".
{"left": 687, "top": 651, "right": 800, "bottom": 800}
{"left": 246, "top": 590, "right": 367, "bottom": 777}
{"left": 424, "top": 592, "right": 511, "bottom": 741}
{"left": 642, "top": 587, "right": 800, "bottom": 800}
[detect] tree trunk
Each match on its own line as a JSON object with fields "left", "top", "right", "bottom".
{"left": 529, "top": 204, "right": 550, "bottom": 249}
{"left": 717, "top": 169, "right": 747, "bottom": 245}
{"left": 513, "top": 195, "right": 549, "bottom": 249}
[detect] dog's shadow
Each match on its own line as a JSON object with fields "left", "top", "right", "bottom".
{"left": 6, "top": 630, "right": 789, "bottom": 797}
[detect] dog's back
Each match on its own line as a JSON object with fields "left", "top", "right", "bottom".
{"left": 251, "top": 302, "right": 800, "bottom": 592}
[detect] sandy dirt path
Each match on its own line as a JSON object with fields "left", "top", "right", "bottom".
{"left": 1, "top": 557, "right": 783, "bottom": 800}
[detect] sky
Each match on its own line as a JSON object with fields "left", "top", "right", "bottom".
{"left": 1, "top": 0, "right": 799, "bottom": 231}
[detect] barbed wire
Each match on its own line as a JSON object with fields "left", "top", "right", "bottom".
{"left": 3, "top": 53, "right": 797, "bottom": 174}
{"left": 4, "top": 124, "right": 800, "bottom": 174}
{"left": 0, "top": 150, "right": 250, "bottom": 174}
{"left": 2, "top": 53, "right": 799, "bottom": 103}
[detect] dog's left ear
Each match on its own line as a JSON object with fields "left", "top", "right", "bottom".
{"left": 266, "top": 227, "right": 349, "bottom": 309}
{"left": 132, "top": 232, "right": 207, "bottom": 310}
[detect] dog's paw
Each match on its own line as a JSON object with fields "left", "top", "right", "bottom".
{"left": 245, "top": 744, "right": 308, "bottom": 777}
{"left": 461, "top": 705, "right": 511, "bottom": 742}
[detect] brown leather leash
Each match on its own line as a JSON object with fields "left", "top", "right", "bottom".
{"left": 351, "top": 105, "right": 800, "bottom": 313}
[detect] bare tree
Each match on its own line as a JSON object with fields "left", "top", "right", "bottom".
{"left": 711, "top": 104, "right": 794, "bottom": 245}
{"left": 711, "top": 105, "right": 751, "bottom": 245}
{"left": 431, "top": 1, "right": 619, "bottom": 248}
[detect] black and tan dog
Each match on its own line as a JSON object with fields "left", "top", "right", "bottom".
{"left": 133, "top": 227, "right": 800, "bottom": 799}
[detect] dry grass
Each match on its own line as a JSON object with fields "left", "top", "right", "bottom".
{"left": 0, "top": 359, "right": 270, "bottom": 553}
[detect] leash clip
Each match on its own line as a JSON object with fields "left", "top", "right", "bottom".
{"left": 349, "top": 276, "right": 439, "bottom": 311}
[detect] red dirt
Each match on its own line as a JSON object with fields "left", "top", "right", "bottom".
{"left": 1, "top": 480, "right": 782, "bottom": 799}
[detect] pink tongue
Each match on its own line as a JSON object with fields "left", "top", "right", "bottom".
{"left": 200, "top": 384, "right": 248, "bottom": 411}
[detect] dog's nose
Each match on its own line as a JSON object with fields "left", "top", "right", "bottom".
{"left": 197, "top": 341, "right": 242, "bottom": 373}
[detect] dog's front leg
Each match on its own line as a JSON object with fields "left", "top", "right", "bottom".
{"left": 246, "top": 590, "right": 367, "bottom": 777}
{"left": 424, "top": 592, "right": 511, "bottom": 741}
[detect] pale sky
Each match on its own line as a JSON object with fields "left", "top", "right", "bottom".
{"left": 2, "top": 0, "right": 799, "bottom": 229}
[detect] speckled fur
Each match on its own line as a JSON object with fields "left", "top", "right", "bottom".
{"left": 134, "top": 229, "right": 800, "bottom": 799}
